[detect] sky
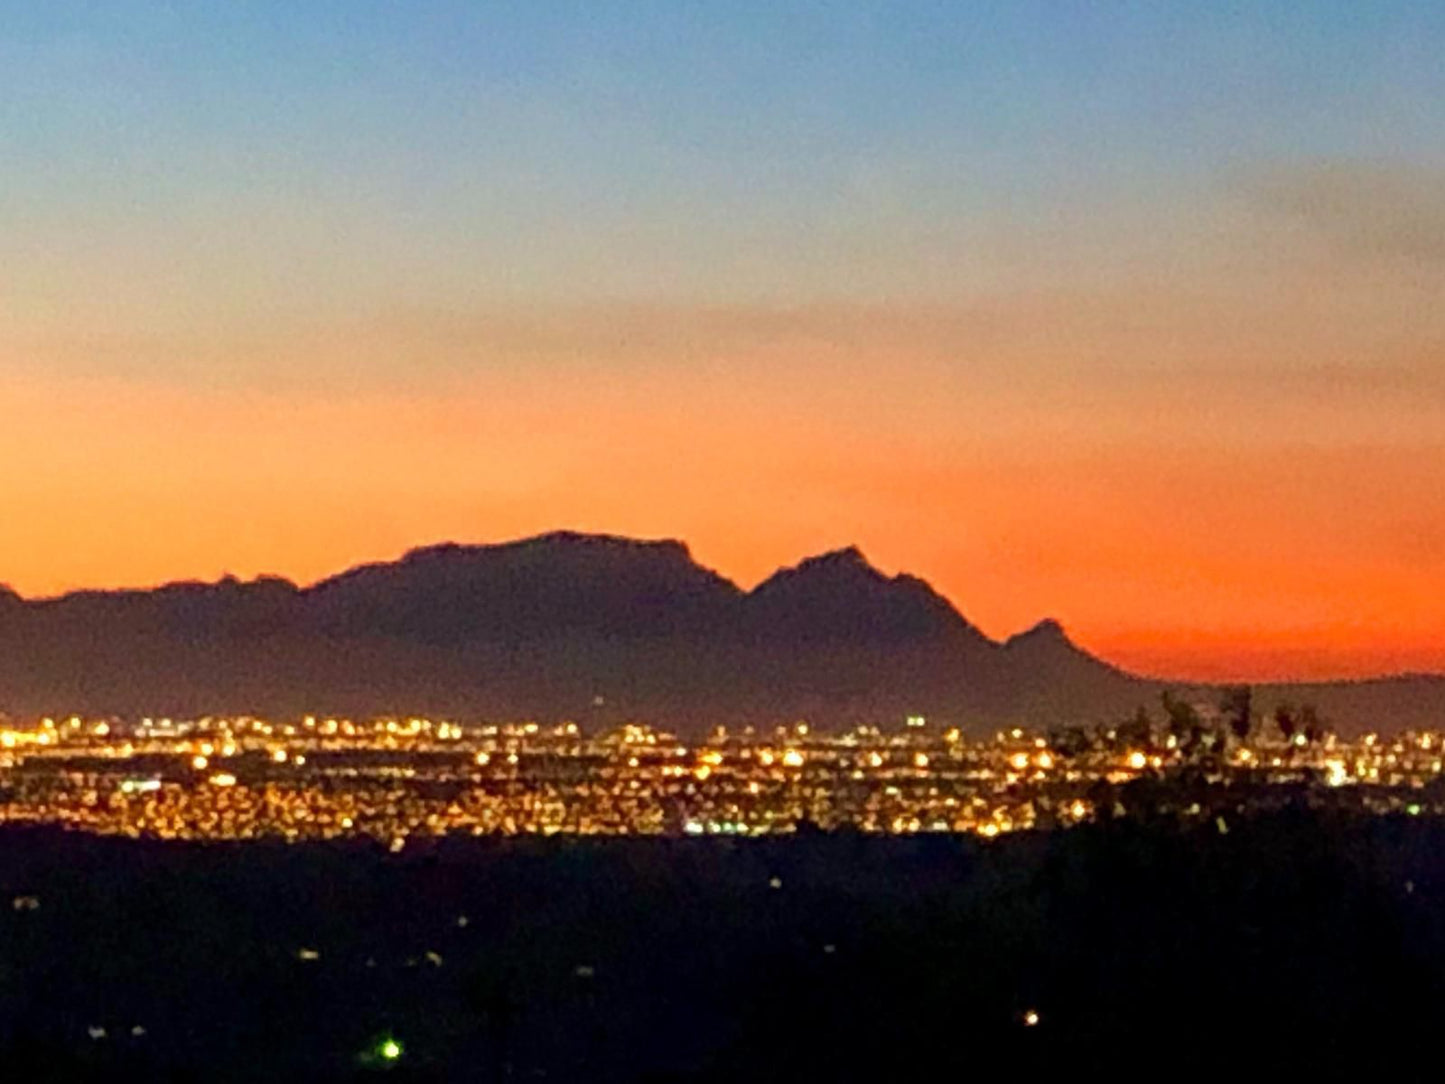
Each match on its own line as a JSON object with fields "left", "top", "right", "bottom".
{"left": 3, "top": 1, "right": 1444, "bottom": 681}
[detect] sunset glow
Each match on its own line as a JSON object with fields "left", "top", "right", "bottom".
{"left": 4, "top": 3, "right": 1443, "bottom": 682}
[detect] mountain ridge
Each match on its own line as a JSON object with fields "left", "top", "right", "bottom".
{"left": 2, "top": 533, "right": 1035, "bottom": 637}
{"left": 1, "top": 531, "right": 1441, "bottom": 736}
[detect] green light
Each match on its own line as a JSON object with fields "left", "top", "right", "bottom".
{"left": 380, "top": 1039, "right": 403, "bottom": 1061}
{"left": 1408, "top": 804, "right": 1422, "bottom": 816}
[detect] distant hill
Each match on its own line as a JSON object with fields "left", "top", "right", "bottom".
{"left": 1, "top": 531, "right": 1441, "bottom": 736}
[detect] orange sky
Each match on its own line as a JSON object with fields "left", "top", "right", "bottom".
{"left": 4, "top": 278, "right": 1443, "bottom": 683}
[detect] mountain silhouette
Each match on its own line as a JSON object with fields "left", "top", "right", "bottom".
{"left": 0, "top": 531, "right": 1441, "bottom": 736}
{"left": 305, "top": 533, "right": 744, "bottom": 644}
{"left": 747, "top": 547, "right": 991, "bottom": 647}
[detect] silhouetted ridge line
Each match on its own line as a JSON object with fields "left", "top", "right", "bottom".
{"left": 748, "top": 546, "right": 988, "bottom": 646}
{"left": 1004, "top": 618, "right": 1071, "bottom": 648}
{"left": 300, "top": 531, "right": 744, "bottom": 646}
{"left": 1, "top": 530, "right": 1442, "bottom": 735}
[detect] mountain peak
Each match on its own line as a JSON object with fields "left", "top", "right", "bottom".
{"left": 1001, "top": 617, "right": 1130, "bottom": 684}
{"left": 749, "top": 547, "right": 984, "bottom": 645}
{"left": 785, "top": 545, "right": 881, "bottom": 579}
{"left": 1006, "top": 618, "right": 1071, "bottom": 647}
{"left": 813, "top": 544, "right": 868, "bottom": 564}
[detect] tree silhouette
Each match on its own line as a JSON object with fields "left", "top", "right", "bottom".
{"left": 1162, "top": 692, "right": 1203, "bottom": 757}
{"left": 1274, "top": 703, "right": 1297, "bottom": 745}
{"left": 1046, "top": 725, "right": 1092, "bottom": 759}
{"left": 1221, "top": 686, "right": 1253, "bottom": 745}
{"left": 1118, "top": 706, "right": 1153, "bottom": 751}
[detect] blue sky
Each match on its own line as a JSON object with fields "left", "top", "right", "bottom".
{"left": 5, "top": 1, "right": 1443, "bottom": 315}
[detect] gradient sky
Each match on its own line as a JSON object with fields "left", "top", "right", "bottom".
{"left": 3, "top": 2, "right": 1444, "bottom": 680}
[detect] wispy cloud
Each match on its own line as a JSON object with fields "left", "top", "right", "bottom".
{"left": 1243, "top": 159, "right": 1445, "bottom": 265}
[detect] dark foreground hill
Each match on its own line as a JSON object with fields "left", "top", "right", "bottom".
{"left": 1, "top": 531, "right": 1442, "bottom": 735}
{"left": 0, "top": 812, "right": 1441, "bottom": 1081}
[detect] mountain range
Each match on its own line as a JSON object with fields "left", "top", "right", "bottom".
{"left": 1, "top": 531, "right": 1441, "bottom": 737}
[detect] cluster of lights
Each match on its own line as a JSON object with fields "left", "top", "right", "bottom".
{"left": 0, "top": 713, "right": 1437, "bottom": 842}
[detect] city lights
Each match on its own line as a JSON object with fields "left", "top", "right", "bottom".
{"left": 0, "top": 712, "right": 1432, "bottom": 842}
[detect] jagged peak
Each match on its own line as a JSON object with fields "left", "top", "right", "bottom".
{"left": 757, "top": 545, "right": 884, "bottom": 587}
{"left": 756, "top": 549, "right": 967, "bottom": 611}
{"left": 1005, "top": 618, "right": 1071, "bottom": 648}
{"left": 744, "top": 544, "right": 989, "bottom": 645}
{"left": 809, "top": 544, "right": 869, "bottom": 565}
